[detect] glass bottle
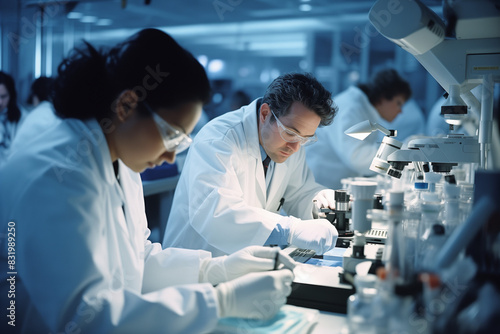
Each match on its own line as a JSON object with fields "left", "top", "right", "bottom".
{"left": 443, "top": 182, "right": 461, "bottom": 235}
{"left": 415, "top": 201, "right": 442, "bottom": 271}
{"left": 347, "top": 274, "right": 378, "bottom": 334}
{"left": 422, "top": 224, "right": 447, "bottom": 269}
{"left": 458, "top": 182, "right": 474, "bottom": 225}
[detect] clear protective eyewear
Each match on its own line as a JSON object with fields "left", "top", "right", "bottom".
{"left": 271, "top": 109, "right": 317, "bottom": 146}
{"left": 143, "top": 102, "right": 192, "bottom": 153}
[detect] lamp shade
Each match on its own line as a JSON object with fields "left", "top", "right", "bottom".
{"left": 345, "top": 120, "right": 391, "bottom": 140}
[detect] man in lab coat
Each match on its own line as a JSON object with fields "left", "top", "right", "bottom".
{"left": 163, "top": 73, "right": 339, "bottom": 256}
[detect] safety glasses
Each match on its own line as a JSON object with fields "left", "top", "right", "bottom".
{"left": 143, "top": 102, "right": 192, "bottom": 153}
{"left": 271, "top": 109, "right": 317, "bottom": 146}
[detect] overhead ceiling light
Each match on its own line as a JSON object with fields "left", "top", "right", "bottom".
{"left": 208, "top": 59, "right": 224, "bottom": 73}
{"left": 67, "top": 12, "right": 83, "bottom": 19}
{"left": 96, "top": 19, "right": 113, "bottom": 26}
{"left": 80, "top": 16, "right": 98, "bottom": 23}
{"left": 299, "top": 4, "right": 312, "bottom": 12}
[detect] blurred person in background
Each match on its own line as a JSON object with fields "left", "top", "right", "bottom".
{"left": 229, "top": 89, "right": 251, "bottom": 111}
{"left": 0, "top": 71, "right": 22, "bottom": 166}
{"left": 12, "top": 76, "right": 58, "bottom": 150}
{"left": 306, "top": 69, "right": 412, "bottom": 190}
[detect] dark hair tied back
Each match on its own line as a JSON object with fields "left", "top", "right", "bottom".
{"left": 52, "top": 29, "right": 211, "bottom": 121}
{"left": 52, "top": 42, "right": 112, "bottom": 120}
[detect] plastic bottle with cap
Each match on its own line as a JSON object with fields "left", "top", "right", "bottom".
{"left": 421, "top": 224, "right": 447, "bottom": 269}
{"left": 415, "top": 201, "right": 442, "bottom": 271}
{"left": 425, "top": 172, "right": 443, "bottom": 199}
{"left": 403, "top": 179, "right": 428, "bottom": 277}
{"left": 407, "top": 179, "right": 429, "bottom": 214}
{"left": 347, "top": 265, "right": 378, "bottom": 334}
{"left": 384, "top": 191, "right": 406, "bottom": 281}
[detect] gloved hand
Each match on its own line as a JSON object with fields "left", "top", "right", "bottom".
{"left": 312, "top": 189, "right": 335, "bottom": 218}
{"left": 215, "top": 270, "right": 294, "bottom": 319}
{"left": 199, "top": 245, "right": 296, "bottom": 285}
{"left": 313, "top": 189, "right": 336, "bottom": 212}
{"left": 288, "top": 218, "right": 338, "bottom": 255}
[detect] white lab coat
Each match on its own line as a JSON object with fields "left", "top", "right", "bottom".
{"left": 11, "top": 101, "right": 61, "bottom": 150}
{"left": 163, "top": 99, "right": 325, "bottom": 257}
{"left": 0, "top": 108, "right": 22, "bottom": 167}
{"left": 306, "top": 86, "right": 384, "bottom": 190}
{"left": 0, "top": 118, "right": 219, "bottom": 333}
{"left": 382, "top": 98, "right": 426, "bottom": 141}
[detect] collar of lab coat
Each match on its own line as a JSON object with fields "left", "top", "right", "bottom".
{"left": 241, "top": 98, "right": 289, "bottom": 205}
{"left": 80, "top": 118, "right": 144, "bottom": 249}
{"left": 241, "top": 98, "right": 263, "bottom": 161}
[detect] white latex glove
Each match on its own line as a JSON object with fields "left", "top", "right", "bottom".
{"left": 288, "top": 218, "right": 338, "bottom": 255}
{"left": 199, "top": 245, "right": 296, "bottom": 285}
{"left": 313, "top": 189, "right": 336, "bottom": 211}
{"left": 215, "top": 270, "right": 294, "bottom": 319}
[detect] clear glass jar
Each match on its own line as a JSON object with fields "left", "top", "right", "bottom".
{"left": 347, "top": 274, "right": 378, "bottom": 334}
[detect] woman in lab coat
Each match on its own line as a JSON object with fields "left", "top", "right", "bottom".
{"left": 306, "top": 69, "right": 412, "bottom": 189}
{"left": 0, "top": 71, "right": 22, "bottom": 166}
{"left": 0, "top": 29, "right": 294, "bottom": 333}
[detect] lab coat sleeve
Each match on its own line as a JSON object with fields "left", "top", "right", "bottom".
{"left": 142, "top": 239, "right": 212, "bottom": 293}
{"left": 14, "top": 166, "right": 219, "bottom": 333}
{"left": 281, "top": 148, "right": 326, "bottom": 219}
{"left": 184, "top": 136, "right": 283, "bottom": 255}
{"left": 328, "top": 106, "right": 379, "bottom": 174}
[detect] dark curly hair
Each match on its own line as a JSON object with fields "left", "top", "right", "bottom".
{"left": 52, "top": 28, "right": 211, "bottom": 121}
{"left": 358, "top": 69, "right": 412, "bottom": 106}
{"left": 262, "top": 73, "right": 337, "bottom": 126}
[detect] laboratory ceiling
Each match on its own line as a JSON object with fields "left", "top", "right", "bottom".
{"left": 13, "top": 0, "right": 443, "bottom": 28}
{"left": 5, "top": 0, "right": 443, "bottom": 57}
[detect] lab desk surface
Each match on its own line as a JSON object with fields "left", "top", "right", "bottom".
{"left": 210, "top": 249, "right": 350, "bottom": 333}
{"left": 286, "top": 249, "right": 350, "bottom": 333}
{"left": 313, "top": 309, "right": 348, "bottom": 333}
{"left": 210, "top": 262, "right": 349, "bottom": 334}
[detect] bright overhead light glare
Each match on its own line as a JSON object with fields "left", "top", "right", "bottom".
{"left": 96, "top": 19, "right": 112, "bottom": 26}
{"left": 299, "top": 4, "right": 312, "bottom": 12}
{"left": 67, "top": 12, "right": 83, "bottom": 19}
{"left": 208, "top": 59, "right": 224, "bottom": 73}
{"left": 80, "top": 16, "right": 98, "bottom": 23}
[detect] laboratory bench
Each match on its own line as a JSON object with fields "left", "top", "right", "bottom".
{"left": 141, "top": 160, "right": 351, "bottom": 332}
{"left": 210, "top": 260, "right": 350, "bottom": 333}
{"left": 287, "top": 261, "right": 350, "bottom": 333}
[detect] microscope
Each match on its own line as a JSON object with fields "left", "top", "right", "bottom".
{"left": 320, "top": 189, "right": 352, "bottom": 239}
{"left": 369, "top": 0, "right": 499, "bottom": 175}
